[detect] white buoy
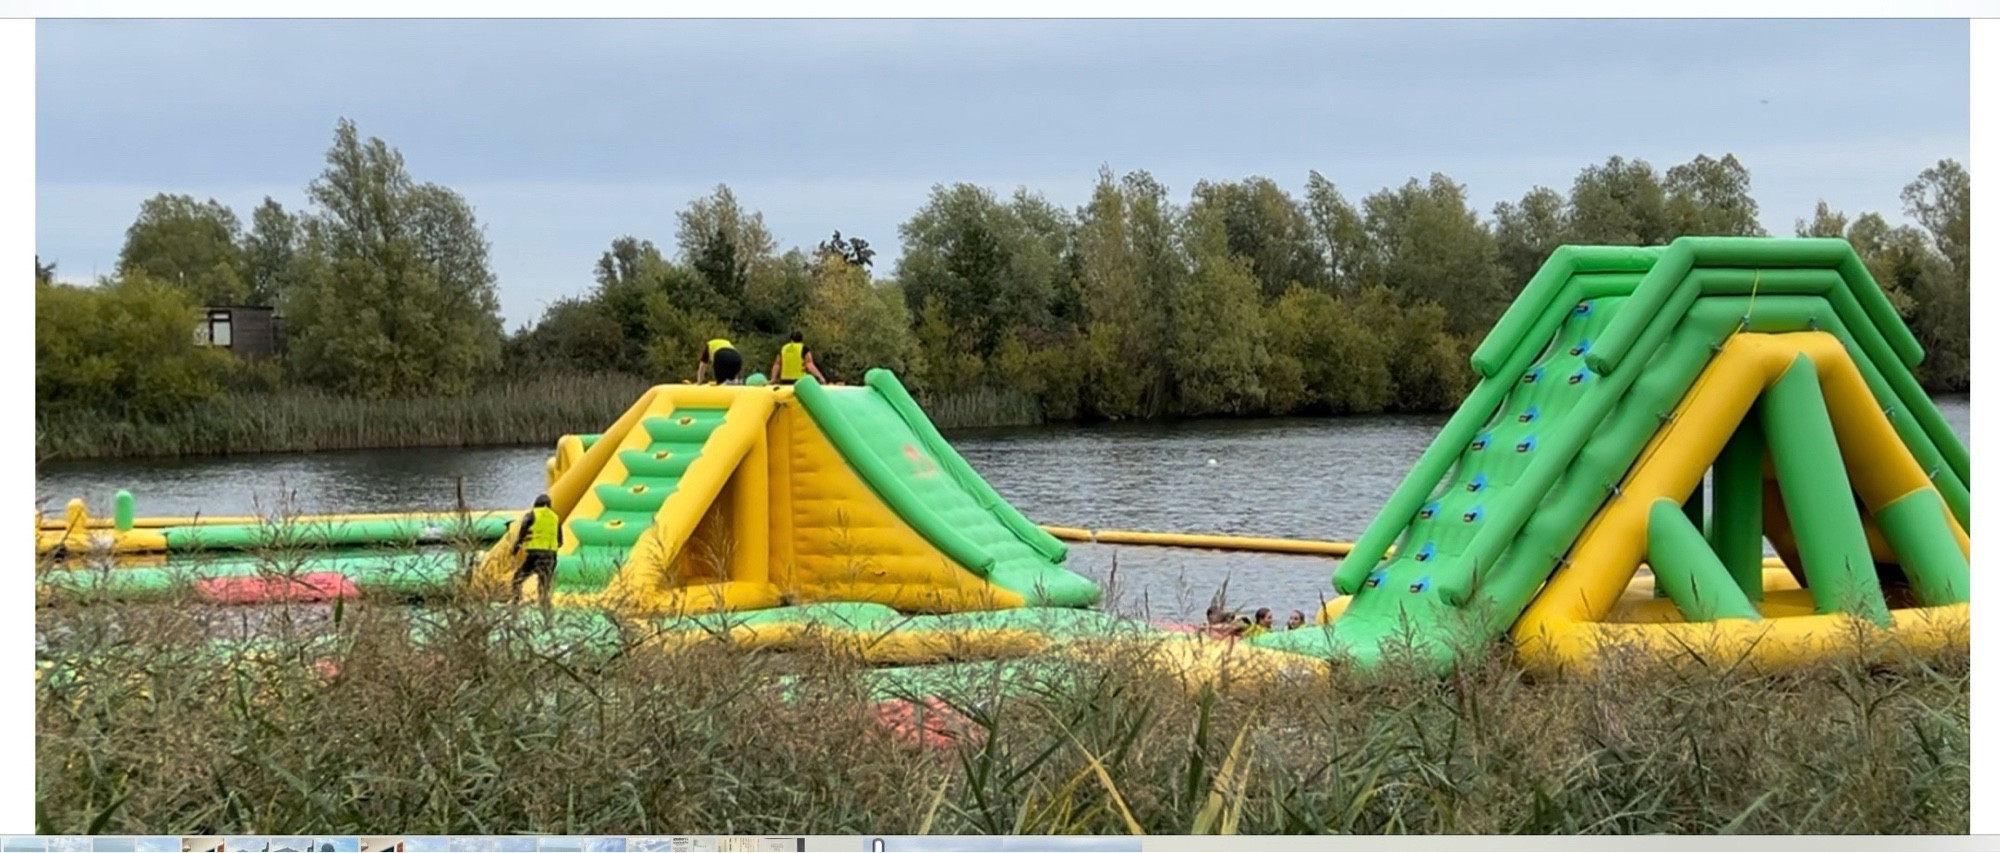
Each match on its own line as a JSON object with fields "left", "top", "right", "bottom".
{"left": 1207, "top": 458, "right": 1218, "bottom": 466}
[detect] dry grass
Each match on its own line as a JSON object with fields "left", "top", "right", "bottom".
{"left": 35, "top": 373, "right": 653, "bottom": 462}
{"left": 34, "top": 537, "right": 1971, "bottom": 835}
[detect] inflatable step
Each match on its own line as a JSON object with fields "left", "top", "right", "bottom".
{"left": 642, "top": 409, "right": 729, "bottom": 443}
{"left": 554, "top": 549, "right": 623, "bottom": 593}
{"left": 594, "top": 479, "right": 677, "bottom": 513}
{"left": 619, "top": 444, "right": 705, "bottom": 478}
{"left": 569, "top": 509, "right": 656, "bottom": 548}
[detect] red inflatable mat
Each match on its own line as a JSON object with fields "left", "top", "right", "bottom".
{"left": 195, "top": 572, "right": 360, "bottom": 604}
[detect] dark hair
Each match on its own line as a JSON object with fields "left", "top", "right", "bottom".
{"left": 790, "top": 331, "right": 804, "bottom": 343}
{"left": 1255, "top": 607, "right": 1271, "bottom": 620}
{"left": 533, "top": 493, "right": 552, "bottom": 507}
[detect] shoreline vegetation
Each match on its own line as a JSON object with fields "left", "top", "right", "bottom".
{"left": 34, "top": 379, "right": 1049, "bottom": 463}
{"left": 37, "top": 120, "right": 1971, "bottom": 463}
{"left": 34, "top": 551, "right": 1971, "bottom": 835}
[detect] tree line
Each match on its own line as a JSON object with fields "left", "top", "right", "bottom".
{"left": 35, "top": 118, "right": 1971, "bottom": 431}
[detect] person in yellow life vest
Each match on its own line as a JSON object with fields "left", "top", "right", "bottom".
{"left": 770, "top": 331, "right": 827, "bottom": 386}
{"left": 509, "top": 493, "right": 562, "bottom": 614}
{"left": 696, "top": 338, "right": 743, "bottom": 385}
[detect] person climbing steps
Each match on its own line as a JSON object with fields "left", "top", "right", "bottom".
{"left": 511, "top": 493, "right": 562, "bottom": 617}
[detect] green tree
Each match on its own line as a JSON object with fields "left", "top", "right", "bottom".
{"left": 1303, "top": 171, "right": 1373, "bottom": 293}
{"left": 1170, "top": 206, "right": 1270, "bottom": 416}
{"left": 816, "top": 230, "right": 876, "bottom": 269}
{"left": 1664, "top": 153, "right": 1766, "bottom": 238}
{"left": 895, "top": 183, "right": 1075, "bottom": 360}
{"left": 503, "top": 296, "right": 626, "bottom": 376}
{"left": 1492, "top": 186, "right": 1568, "bottom": 289}
{"left": 36, "top": 275, "right": 233, "bottom": 419}
{"left": 739, "top": 248, "right": 813, "bottom": 338}
{"left": 1264, "top": 284, "right": 1393, "bottom": 415}
{"left": 1899, "top": 160, "right": 1970, "bottom": 392}
{"left": 676, "top": 185, "right": 776, "bottom": 318}
{"left": 799, "top": 255, "right": 915, "bottom": 382}
{"left": 1347, "top": 286, "right": 1473, "bottom": 412}
{"left": 283, "top": 119, "right": 504, "bottom": 397}
{"left": 1360, "top": 174, "right": 1507, "bottom": 335}
{"left": 1073, "top": 167, "right": 1183, "bottom": 419}
{"left": 1187, "top": 176, "right": 1324, "bottom": 299}
{"left": 1902, "top": 159, "right": 1969, "bottom": 281}
{"left": 1794, "top": 200, "right": 1849, "bottom": 239}
{"left": 116, "top": 193, "right": 250, "bottom": 304}
{"left": 241, "top": 197, "right": 299, "bottom": 306}
{"left": 35, "top": 255, "right": 55, "bottom": 285}
{"left": 1565, "top": 156, "right": 1669, "bottom": 246}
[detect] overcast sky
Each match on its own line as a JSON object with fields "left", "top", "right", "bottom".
{"left": 35, "top": 18, "right": 1971, "bottom": 328}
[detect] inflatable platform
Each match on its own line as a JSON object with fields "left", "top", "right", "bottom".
{"left": 1260, "top": 237, "right": 1971, "bottom": 674}
{"left": 472, "top": 369, "right": 1101, "bottom": 617}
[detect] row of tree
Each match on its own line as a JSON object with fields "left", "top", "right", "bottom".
{"left": 36, "top": 117, "right": 1972, "bottom": 428}
{"left": 514, "top": 155, "right": 1971, "bottom": 421}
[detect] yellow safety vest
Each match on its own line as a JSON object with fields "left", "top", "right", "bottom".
{"left": 707, "top": 338, "right": 735, "bottom": 359}
{"left": 525, "top": 506, "right": 560, "bottom": 551}
{"left": 780, "top": 342, "right": 806, "bottom": 380}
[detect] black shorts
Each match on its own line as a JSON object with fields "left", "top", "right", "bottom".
{"left": 712, "top": 347, "right": 742, "bottom": 382}
{"left": 514, "top": 549, "right": 557, "bottom": 582}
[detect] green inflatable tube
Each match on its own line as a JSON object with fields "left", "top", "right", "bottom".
{"left": 1585, "top": 238, "right": 1925, "bottom": 379}
{"left": 1334, "top": 375, "right": 1503, "bottom": 594}
{"left": 1647, "top": 498, "right": 1762, "bottom": 621}
{"left": 1443, "top": 275, "right": 1703, "bottom": 602}
{"left": 1875, "top": 489, "right": 1970, "bottom": 607}
{"left": 1471, "top": 247, "right": 1576, "bottom": 378}
{"left": 160, "top": 516, "right": 510, "bottom": 551}
{"left": 864, "top": 369, "right": 1068, "bottom": 564}
{"left": 1682, "top": 266, "right": 1964, "bottom": 491}
{"left": 1685, "top": 237, "right": 1922, "bottom": 366}
{"left": 1586, "top": 241, "right": 1697, "bottom": 376}
{"left": 1468, "top": 294, "right": 1852, "bottom": 628}
{"left": 39, "top": 552, "right": 463, "bottom": 600}
{"left": 1763, "top": 354, "right": 1890, "bottom": 626}
{"left": 1338, "top": 270, "right": 1605, "bottom": 593}
{"left": 1709, "top": 410, "right": 1768, "bottom": 599}
{"left": 1471, "top": 248, "right": 1660, "bottom": 378}
{"left": 790, "top": 376, "right": 998, "bottom": 577}
{"left": 1581, "top": 265, "right": 1966, "bottom": 526}
{"left": 1468, "top": 302, "right": 1734, "bottom": 625}
{"left": 114, "top": 490, "right": 135, "bottom": 532}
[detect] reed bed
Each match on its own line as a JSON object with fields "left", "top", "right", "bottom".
{"left": 35, "top": 553, "right": 1970, "bottom": 836}
{"left": 916, "top": 387, "right": 1044, "bottom": 432}
{"left": 35, "top": 374, "right": 655, "bottom": 462}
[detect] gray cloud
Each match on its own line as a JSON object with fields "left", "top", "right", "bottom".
{"left": 36, "top": 18, "right": 1970, "bottom": 328}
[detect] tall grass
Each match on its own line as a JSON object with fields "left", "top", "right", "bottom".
{"left": 36, "top": 556, "right": 1970, "bottom": 835}
{"left": 917, "top": 387, "right": 1044, "bottom": 431}
{"left": 36, "top": 373, "right": 654, "bottom": 462}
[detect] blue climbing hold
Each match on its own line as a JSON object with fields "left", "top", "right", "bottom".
{"left": 1418, "top": 501, "right": 1440, "bottom": 520}
{"left": 1462, "top": 505, "right": 1483, "bottom": 523}
{"left": 1518, "top": 405, "right": 1539, "bottom": 423}
{"left": 1574, "top": 301, "right": 1594, "bottom": 316}
{"left": 1516, "top": 436, "right": 1537, "bottom": 453}
{"left": 1523, "top": 366, "right": 1545, "bottom": 384}
{"left": 1471, "top": 432, "right": 1491, "bottom": 451}
{"left": 1569, "top": 338, "right": 1591, "bottom": 357}
{"left": 1366, "top": 570, "right": 1387, "bottom": 589}
{"left": 1414, "top": 543, "right": 1437, "bottom": 562}
{"left": 1467, "top": 473, "right": 1488, "bottom": 492}
{"left": 1409, "top": 575, "right": 1432, "bottom": 594}
{"left": 1568, "top": 368, "right": 1590, "bottom": 385}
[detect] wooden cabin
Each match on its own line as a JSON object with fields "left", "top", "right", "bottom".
{"left": 196, "top": 305, "right": 282, "bottom": 359}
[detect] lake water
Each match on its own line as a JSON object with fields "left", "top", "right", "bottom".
{"left": 36, "top": 396, "right": 1970, "bottom": 623}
